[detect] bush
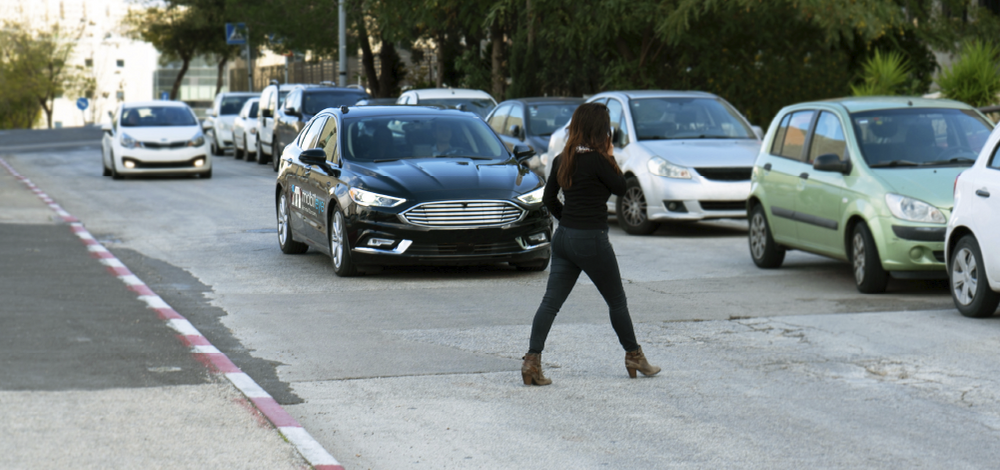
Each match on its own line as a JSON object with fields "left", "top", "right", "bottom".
{"left": 937, "top": 40, "right": 1000, "bottom": 108}
{"left": 851, "top": 49, "right": 912, "bottom": 96}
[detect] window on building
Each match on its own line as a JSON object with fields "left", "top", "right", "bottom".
{"left": 116, "top": 91, "right": 124, "bottom": 101}
{"left": 85, "top": 58, "right": 93, "bottom": 67}
{"left": 117, "top": 60, "right": 124, "bottom": 68}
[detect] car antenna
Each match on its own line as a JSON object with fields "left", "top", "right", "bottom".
{"left": 341, "top": 105, "right": 349, "bottom": 114}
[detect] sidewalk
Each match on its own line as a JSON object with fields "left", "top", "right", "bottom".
{"left": 0, "top": 160, "right": 310, "bottom": 469}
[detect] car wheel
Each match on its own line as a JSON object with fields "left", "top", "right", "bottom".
{"left": 277, "top": 192, "right": 308, "bottom": 254}
{"left": 102, "top": 157, "right": 111, "bottom": 177}
{"left": 111, "top": 154, "right": 123, "bottom": 180}
{"left": 234, "top": 140, "right": 244, "bottom": 160}
{"left": 616, "top": 176, "right": 658, "bottom": 235}
{"left": 257, "top": 139, "right": 270, "bottom": 165}
{"left": 951, "top": 235, "right": 1000, "bottom": 318}
{"left": 851, "top": 222, "right": 889, "bottom": 294}
{"left": 330, "top": 209, "right": 359, "bottom": 276}
{"left": 748, "top": 204, "right": 785, "bottom": 269}
{"left": 512, "top": 257, "right": 549, "bottom": 272}
{"left": 272, "top": 139, "right": 280, "bottom": 172}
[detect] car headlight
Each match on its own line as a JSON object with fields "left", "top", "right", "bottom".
{"left": 349, "top": 188, "right": 405, "bottom": 207}
{"left": 647, "top": 157, "right": 691, "bottom": 179}
{"left": 885, "top": 193, "right": 946, "bottom": 224}
{"left": 120, "top": 133, "right": 138, "bottom": 149}
{"left": 188, "top": 132, "right": 205, "bottom": 147}
{"left": 516, "top": 187, "right": 545, "bottom": 206}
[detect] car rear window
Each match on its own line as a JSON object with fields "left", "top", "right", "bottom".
{"left": 221, "top": 95, "right": 253, "bottom": 115}
{"left": 121, "top": 106, "right": 197, "bottom": 127}
{"left": 527, "top": 104, "right": 578, "bottom": 137}
{"left": 343, "top": 115, "right": 506, "bottom": 162}
{"left": 416, "top": 99, "right": 496, "bottom": 119}
{"left": 851, "top": 108, "right": 992, "bottom": 167}
{"left": 303, "top": 92, "right": 369, "bottom": 115}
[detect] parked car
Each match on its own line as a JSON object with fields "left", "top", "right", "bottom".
{"left": 946, "top": 124, "right": 1000, "bottom": 317}
{"left": 270, "top": 85, "right": 370, "bottom": 172}
{"left": 233, "top": 98, "right": 260, "bottom": 161}
{"left": 275, "top": 105, "right": 550, "bottom": 276}
{"left": 486, "top": 97, "right": 583, "bottom": 174}
{"left": 748, "top": 97, "right": 993, "bottom": 293}
{"left": 100, "top": 101, "right": 211, "bottom": 179}
{"left": 396, "top": 88, "right": 497, "bottom": 119}
{"left": 545, "top": 90, "right": 762, "bottom": 234}
{"left": 204, "top": 91, "right": 258, "bottom": 156}
{"left": 258, "top": 82, "right": 314, "bottom": 167}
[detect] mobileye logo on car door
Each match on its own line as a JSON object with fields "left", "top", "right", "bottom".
{"left": 290, "top": 184, "right": 324, "bottom": 216}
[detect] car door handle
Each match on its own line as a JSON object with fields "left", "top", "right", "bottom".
{"left": 977, "top": 189, "right": 991, "bottom": 198}
{"left": 763, "top": 163, "right": 772, "bottom": 171}
{"left": 799, "top": 172, "right": 809, "bottom": 180}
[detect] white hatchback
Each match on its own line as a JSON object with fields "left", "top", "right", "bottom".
{"left": 101, "top": 101, "right": 212, "bottom": 179}
{"left": 946, "top": 127, "right": 1000, "bottom": 317}
{"left": 233, "top": 98, "right": 260, "bottom": 161}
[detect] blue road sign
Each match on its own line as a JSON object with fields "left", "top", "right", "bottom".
{"left": 226, "top": 23, "right": 247, "bottom": 45}
{"left": 76, "top": 97, "right": 89, "bottom": 111}
{"left": 160, "top": 91, "right": 170, "bottom": 100}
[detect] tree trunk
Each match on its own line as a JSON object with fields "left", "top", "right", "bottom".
{"left": 215, "top": 55, "right": 228, "bottom": 96}
{"left": 526, "top": 0, "right": 535, "bottom": 48}
{"left": 170, "top": 55, "right": 191, "bottom": 101}
{"left": 39, "top": 97, "right": 53, "bottom": 129}
{"left": 436, "top": 32, "right": 446, "bottom": 87}
{"left": 490, "top": 22, "right": 504, "bottom": 100}
{"left": 357, "top": 19, "right": 380, "bottom": 97}
{"left": 377, "top": 38, "right": 398, "bottom": 98}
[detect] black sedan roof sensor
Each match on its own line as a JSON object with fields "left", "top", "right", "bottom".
{"left": 341, "top": 105, "right": 349, "bottom": 114}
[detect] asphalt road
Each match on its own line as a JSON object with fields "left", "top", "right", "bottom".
{"left": 4, "top": 131, "right": 999, "bottom": 469}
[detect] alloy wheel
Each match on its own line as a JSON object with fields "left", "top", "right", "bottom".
{"left": 330, "top": 211, "right": 345, "bottom": 269}
{"left": 750, "top": 213, "right": 767, "bottom": 260}
{"left": 278, "top": 194, "right": 290, "bottom": 245}
{"left": 853, "top": 233, "right": 866, "bottom": 284}
{"left": 952, "top": 247, "right": 978, "bottom": 306}
{"left": 621, "top": 186, "right": 647, "bottom": 227}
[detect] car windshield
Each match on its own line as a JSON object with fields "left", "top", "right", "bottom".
{"left": 629, "top": 97, "right": 755, "bottom": 140}
{"left": 304, "top": 91, "right": 369, "bottom": 115}
{"left": 417, "top": 98, "right": 495, "bottom": 119}
{"left": 344, "top": 115, "right": 507, "bottom": 162}
{"left": 121, "top": 106, "right": 197, "bottom": 127}
{"left": 247, "top": 102, "right": 259, "bottom": 118}
{"left": 220, "top": 95, "right": 253, "bottom": 115}
{"left": 851, "top": 108, "right": 992, "bottom": 168}
{"left": 527, "top": 104, "right": 579, "bottom": 136}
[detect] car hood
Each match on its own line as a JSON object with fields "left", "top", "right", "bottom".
{"left": 636, "top": 139, "right": 761, "bottom": 168}
{"left": 349, "top": 158, "right": 542, "bottom": 200}
{"left": 119, "top": 126, "right": 201, "bottom": 142}
{"left": 872, "top": 167, "right": 966, "bottom": 209}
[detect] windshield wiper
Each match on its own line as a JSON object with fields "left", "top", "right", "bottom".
{"left": 921, "top": 157, "right": 976, "bottom": 166}
{"left": 869, "top": 160, "right": 920, "bottom": 168}
{"left": 434, "top": 155, "right": 492, "bottom": 160}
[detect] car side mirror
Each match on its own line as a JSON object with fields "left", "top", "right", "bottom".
{"left": 611, "top": 127, "right": 624, "bottom": 147}
{"left": 284, "top": 107, "right": 299, "bottom": 117}
{"left": 813, "top": 153, "right": 851, "bottom": 174}
{"left": 206, "top": 109, "right": 216, "bottom": 117}
{"left": 508, "top": 124, "right": 522, "bottom": 139}
{"left": 201, "top": 120, "right": 213, "bottom": 130}
{"left": 751, "top": 125, "right": 763, "bottom": 139}
{"left": 513, "top": 144, "right": 535, "bottom": 162}
{"left": 299, "top": 148, "right": 327, "bottom": 166}
{"left": 101, "top": 122, "right": 112, "bottom": 135}
{"left": 261, "top": 108, "right": 272, "bottom": 118}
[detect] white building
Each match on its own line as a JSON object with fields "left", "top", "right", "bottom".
{"left": 0, "top": 0, "right": 158, "bottom": 128}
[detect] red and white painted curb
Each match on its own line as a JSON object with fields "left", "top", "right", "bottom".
{"left": 1, "top": 158, "right": 344, "bottom": 470}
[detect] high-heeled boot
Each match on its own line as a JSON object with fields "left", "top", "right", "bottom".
{"left": 625, "top": 346, "right": 661, "bottom": 378}
{"left": 521, "top": 353, "right": 552, "bottom": 386}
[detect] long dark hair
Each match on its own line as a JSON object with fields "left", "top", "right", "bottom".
{"left": 557, "top": 102, "right": 621, "bottom": 188}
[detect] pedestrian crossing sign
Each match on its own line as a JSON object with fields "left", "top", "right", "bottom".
{"left": 226, "top": 23, "right": 247, "bottom": 45}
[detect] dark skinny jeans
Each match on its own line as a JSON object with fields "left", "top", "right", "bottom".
{"left": 529, "top": 226, "right": 639, "bottom": 354}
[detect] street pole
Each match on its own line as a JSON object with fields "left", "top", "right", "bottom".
{"left": 246, "top": 25, "right": 253, "bottom": 92}
{"left": 338, "top": 0, "right": 347, "bottom": 87}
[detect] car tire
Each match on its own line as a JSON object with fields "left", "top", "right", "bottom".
{"left": 102, "top": 158, "right": 111, "bottom": 177}
{"left": 950, "top": 235, "right": 1000, "bottom": 318}
{"left": 200, "top": 168, "right": 212, "bottom": 179}
{"left": 329, "top": 209, "right": 359, "bottom": 277}
{"left": 851, "top": 222, "right": 889, "bottom": 294}
{"left": 748, "top": 204, "right": 785, "bottom": 269}
{"left": 211, "top": 139, "right": 222, "bottom": 156}
{"left": 234, "top": 140, "right": 244, "bottom": 160}
{"left": 257, "top": 139, "right": 270, "bottom": 165}
{"left": 616, "top": 176, "right": 659, "bottom": 235}
{"left": 272, "top": 139, "right": 280, "bottom": 172}
{"left": 111, "top": 154, "right": 123, "bottom": 180}
{"left": 512, "top": 257, "right": 549, "bottom": 272}
{"left": 277, "top": 192, "right": 308, "bottom": 254}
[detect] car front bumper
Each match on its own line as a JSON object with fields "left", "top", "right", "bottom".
{"left": 345, "top": 205, "right": 552, "bottom": 266}
{"left": 873, "top": 216, "right": 947, "bottom": 275}
{"left": 116, "top": 145, "right": 212, "bottom": 175}
{"left": 635, "top": 174, "right": 751, "bottom": 222}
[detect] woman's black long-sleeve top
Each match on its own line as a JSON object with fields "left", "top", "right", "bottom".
{"left": 543, "top": 151, "right": 627, "bottom": 230}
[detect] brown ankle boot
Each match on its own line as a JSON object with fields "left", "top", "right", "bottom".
{"left": 625, "top": 346, "right": 661, "bottom": 378}
{"left": 521, "top": 353, "right": 552, "bottom": 386}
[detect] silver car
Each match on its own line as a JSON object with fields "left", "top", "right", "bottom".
{"left": 543, "top": 90, "right": 762, "bottom": 234}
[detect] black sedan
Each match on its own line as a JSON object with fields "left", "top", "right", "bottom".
{"left": 275, "top": 106, "right": 552, "bottom": 276}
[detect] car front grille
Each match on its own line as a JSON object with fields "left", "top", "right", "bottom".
{"left": 405, "top": 239, "right": 524, "bottom": 255}
{"left": 699, "top": 200, "right": 746, "bottom": 211}
{"left": 401, "top": 200, "right": 524, "bottom": 228}
{"left": 141, "top": 141, "right": 188, "bottom": 150}
{"left": 695, "top": 167, "right": 752, "bottom": 181}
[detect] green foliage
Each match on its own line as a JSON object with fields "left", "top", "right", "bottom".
{"left": 937, "top": 40, "right": 1000, "bottom": 108}
{"left": 851, "top": 50, "right": 911, "bottom": 96}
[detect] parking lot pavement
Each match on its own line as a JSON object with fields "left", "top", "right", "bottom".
{"left": 0, "top": 164, "right": 307, "bottom": 469}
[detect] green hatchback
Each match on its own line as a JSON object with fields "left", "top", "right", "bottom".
{"left": 747, "top": 97, "right": 993, "bottom": 293}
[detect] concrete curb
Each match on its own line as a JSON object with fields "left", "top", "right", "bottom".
{"left": 0, "top": 158, "right": 344, "bottom": 470}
